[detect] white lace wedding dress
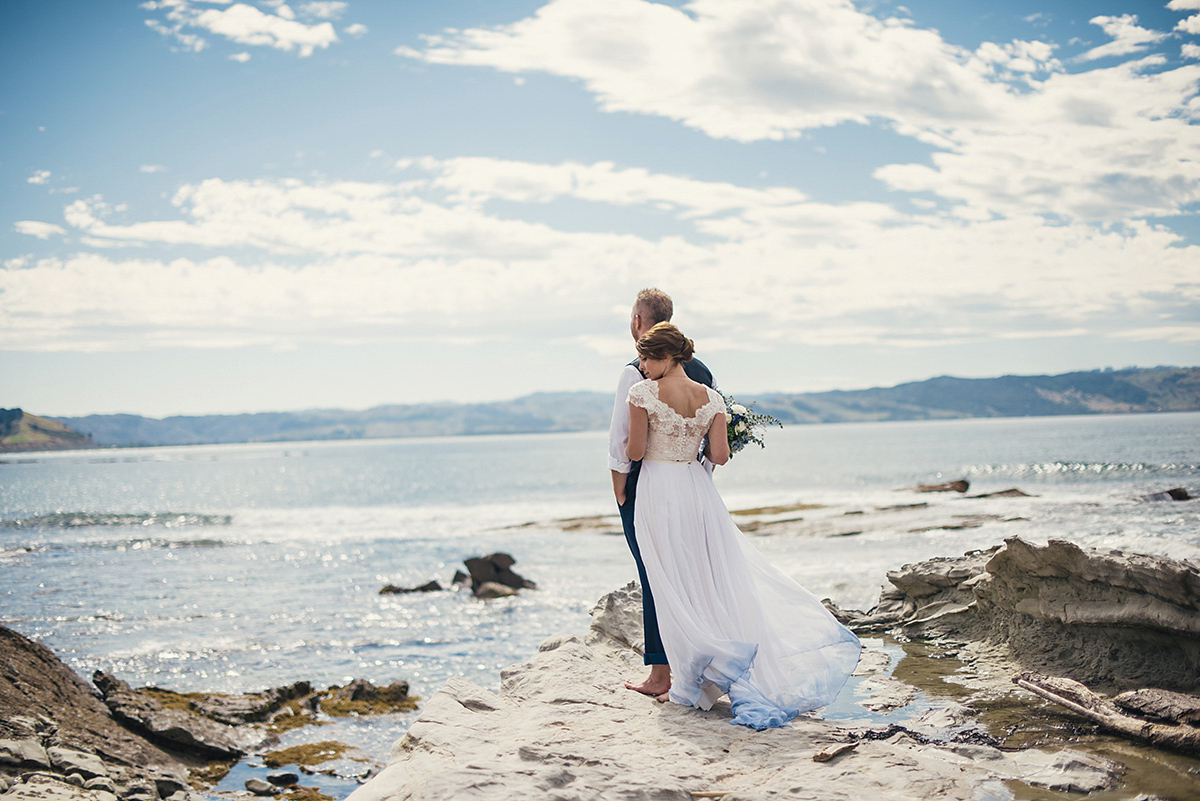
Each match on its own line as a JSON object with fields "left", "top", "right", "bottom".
{"left": 628, "top": 378, "right": 861, "bottom": 729}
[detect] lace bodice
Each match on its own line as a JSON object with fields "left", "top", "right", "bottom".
{"left": 628, "top": 379, "right": 724, "bottom": 462}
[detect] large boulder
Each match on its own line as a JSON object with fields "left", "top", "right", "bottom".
{"left": 462, "top": 553, "right": 536, "bottom": 595}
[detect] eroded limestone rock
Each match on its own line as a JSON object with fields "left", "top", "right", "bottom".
{"left": 841, "top": 538, "right": 1200, "bottom": 692}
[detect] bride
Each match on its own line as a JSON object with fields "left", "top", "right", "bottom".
{"left": 625, "top": 322, "right": 861, "bottom": 729}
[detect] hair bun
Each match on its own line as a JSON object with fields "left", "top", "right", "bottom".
{"left": 680, "top": 337, "right": 695, "bottom": 362}
{"left": 636, "top": 321, "right": 696, "bottom": 364}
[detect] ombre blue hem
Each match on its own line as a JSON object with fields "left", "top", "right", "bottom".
{"left": 669, "top": 642, "right": 801, "bottom": 730}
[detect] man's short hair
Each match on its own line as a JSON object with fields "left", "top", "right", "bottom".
{"left": 635, "top": 288, "right": 673, "bottom": 326}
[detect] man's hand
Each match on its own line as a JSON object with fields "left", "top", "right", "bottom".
{"left": 611, "top": 470, "right": 628, "bottom": 506}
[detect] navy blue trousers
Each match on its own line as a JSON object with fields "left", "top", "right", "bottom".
{"left": 619, "top": 464, "right": 667, "bottom": 665}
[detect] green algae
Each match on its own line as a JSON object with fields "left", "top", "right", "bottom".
{"left": 263, "top": 741, "right": 353, "bottom": 768}
{"left": 319, "top": 694, "right": 419, "bottom": 717}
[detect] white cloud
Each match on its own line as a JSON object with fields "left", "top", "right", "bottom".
{"left": 343, "top": 23, "right": 367, "bottom": 37}
{"left": 146, "top": 0, "right": 338, "bottom": 57}
{"left": 1184, "top": 42, "right": 1200, "bottom": 59}
{"left": 14, "top": 220, "right": 66, "bottom": 239}
{"left": 6, "top": 160, "right": 1196, "bottom": 352}
{"left": 399, "top": 0, "right": 1200, "bottom": 224}
{"left": 402, "top": 0, "right": 1014, "bottom": 140}
{"left": 140, "top": 164, "right": 168, "bottom": 173}
{"left": 875, "top": 58, "right": 1200, "bottom": 221}
{"left": 299, "top": 1, "right": 346, "bottom": 19}
{"left": 1077, "top": 15, "right": 1166, "bottom": 62}
{"left": 28, "top": 170, "right": 51, "bottom": 185}
{"left": 1168, "top": 0, "right": 1200, "bottom": 36}
{"left": 973, "top": 39, "right": 1060, "bottom": 76}
{"left": 230, "top": 51, "right": 251, "bottom": 62}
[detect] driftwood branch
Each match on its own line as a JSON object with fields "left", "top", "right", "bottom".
{"left": 812, "top": 742, "right": 858, "bottom": 762}
{"left": 1012, "top": 672, "right": 1200, "bottom": 756}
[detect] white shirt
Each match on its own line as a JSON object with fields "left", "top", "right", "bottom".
{"left": 607, "top": 362, "right": 643, "bottom": 473}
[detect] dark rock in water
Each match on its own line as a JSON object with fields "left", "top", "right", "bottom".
{"left": 969, "top": 488, "right": 1034, "bottom": 498}
{"left": 1141, "top": 487, "right": 1192, "bottom": 502}
{"left": 379, "top": 580, "right": 443, "bottom": 595}
{"left": 93, "top": 672, "right": 266, "bottom": 758}
{"left": 915, "top": 479, "right": 969, "bottom": 493}
{"left": 463, "top": 553, "right": 536, "bottom": 596}
{"left": 451, "top": 570, "right": 470, "bottom": 586}
{"left": 184, "top": 680, "right": 311, "bottom": 726}
{"left": 0, "top": 625, "right": 190, "bottom": 796}
{"left": 320, "top": 678, "right": 417, "bottom": 715}
{"left": 266, "top": 771, "right": 299, "bottom": 786}
{"left": 843, "top": 538, "right": 1200, "bottom": 693}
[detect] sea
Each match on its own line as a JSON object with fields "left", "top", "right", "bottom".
{"left": 2, "top": 411, "right": 1199, "bottom": 794}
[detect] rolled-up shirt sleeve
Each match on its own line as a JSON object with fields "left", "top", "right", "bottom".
{"left": 607, "top": 363, "right": 642, "bottom": 473}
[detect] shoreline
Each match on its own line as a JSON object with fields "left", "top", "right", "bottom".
{"left": 2, "top": 537, "right": 1199, "bottom": 800}
{"left": 346, "top": 572, "right": 1200, "bottom": 801}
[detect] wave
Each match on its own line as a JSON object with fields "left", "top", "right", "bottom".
{"left": 1, "top": 512, "right": 233, "bottom": 529}
{"left": 968, "top": 461, "right": 1199, "bottom": 478}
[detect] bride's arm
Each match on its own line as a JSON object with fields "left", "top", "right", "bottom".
{"left": 626, "top": 403, "right": 648, "bottom": 463}
{"left": 704, "top": 412, "right": 730, "bottom": 466}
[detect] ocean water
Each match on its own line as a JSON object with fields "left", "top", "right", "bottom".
{"left": 2, "top": 412, "right": 1198, "bottom": 788}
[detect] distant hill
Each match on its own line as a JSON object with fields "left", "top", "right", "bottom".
{"left": 53, "top": 391, "right": 615, "bottom": 448}
{"left": 0, "top": 409, "right": 96, "bottom": 452}
{"left": 46, "top": 366, "right": 1200, "bottom": 449}
{"left": 755, "top": 366, "right": 1200, "bottom": 424}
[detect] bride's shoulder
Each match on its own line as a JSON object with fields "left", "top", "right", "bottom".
{"left": 627, "top": 378, "right": 658, "bottom": 406}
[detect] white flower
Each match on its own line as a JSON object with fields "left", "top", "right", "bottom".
{"left": 730, "top": 404, "right": 747, "bottom": 416}
{"left": 735, "top": 421, "right": 748, "bottom": 433}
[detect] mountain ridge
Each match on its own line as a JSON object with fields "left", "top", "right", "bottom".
{"left": 26, "top": 366, "right": 1200, "bottom": 450}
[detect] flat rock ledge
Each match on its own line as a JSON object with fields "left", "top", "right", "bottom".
{"left": 347, "top": 583, "right": 1123, "bottom": 801}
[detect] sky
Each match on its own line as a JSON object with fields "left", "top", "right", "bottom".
{"left": 2, "top": 0, "right": 1198, "bottom": 417}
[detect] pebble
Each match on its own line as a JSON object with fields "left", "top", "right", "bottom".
{"left": 266, "top": 772, "right": 299, "bottom": 787}
{"left": 245, "top": 778, "right": 279, "bottom": 796}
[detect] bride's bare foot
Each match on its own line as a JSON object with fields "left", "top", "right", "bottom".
{"left": 625, "top": 664, "right": 671, "bottom": 696}
{"left": 655, "top": 692, "right": 670, "bottom": 703}
{"left": 625, "top": 676, "right": 670, "bottom": 695}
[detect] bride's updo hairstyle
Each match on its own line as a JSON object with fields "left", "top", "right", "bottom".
{"left": 637, "top": 322, "right": 695, "bottom": 364}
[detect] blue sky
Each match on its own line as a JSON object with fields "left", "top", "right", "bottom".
{"left": 3, "top": 0, "right": 1198, "bottom": 417}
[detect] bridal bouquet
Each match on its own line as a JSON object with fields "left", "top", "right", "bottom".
{"left": 722, "top": 392, "right": 782, "bottom": 456}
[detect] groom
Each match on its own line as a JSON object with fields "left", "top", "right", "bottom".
{"left": 608, "top": 288, "right": 714, "bottom": 696}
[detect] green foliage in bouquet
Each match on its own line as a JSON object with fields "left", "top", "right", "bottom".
{"left": 722, "top": 392, "right": 782, "bottom": 456}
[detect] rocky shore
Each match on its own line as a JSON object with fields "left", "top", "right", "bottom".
{"left": 0, "top": 625, "right": 415, "bottom": 801}
{"left": 347, "top": 538, "right": 1200, "bottom": 801}
{"left": 5, "top": 537, "right": 1199, "bottom": 801}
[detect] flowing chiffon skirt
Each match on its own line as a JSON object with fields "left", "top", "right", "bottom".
{"left": 634, "top": 459, "right": 861, "bottom": 730}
